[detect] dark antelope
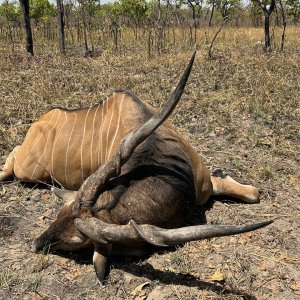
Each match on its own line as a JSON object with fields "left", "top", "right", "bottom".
{"left": 1, "top": 52, "right": 272, "bottom": 282}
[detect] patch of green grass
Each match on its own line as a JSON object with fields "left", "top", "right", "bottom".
{"left": 261, "top": 164, "right": 274, "bottom": 180}
{"left": 0, "top": 217, "right": 15, "bottom": 238}
{"left": 27, "top": 276, "right": 42, "bottom": 292}
{"left": 170, "top": 247, "right": 193, "bottom": 273}
{"left": 0, "top": 269, "right": 21, "bottom": 290}
{"left": 31, "top": 254, "right": 50, "bottom": 273}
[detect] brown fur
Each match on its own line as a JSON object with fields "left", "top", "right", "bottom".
{"left": 23, "top": 89, "right": 267, "bottom": 287}
{"left": 1, "top": 91, "right": 258, "bottom": 209}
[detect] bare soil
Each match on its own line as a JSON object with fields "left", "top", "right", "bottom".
{"left": 0, "top": 29, "right": 299, "bottom": 299}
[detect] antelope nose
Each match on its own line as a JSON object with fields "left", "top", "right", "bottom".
{"left": 34, "top": 235, "right": 52, "bottom": 253}
{"left": 34, "top": 237, "right": 45, "bottom": 253}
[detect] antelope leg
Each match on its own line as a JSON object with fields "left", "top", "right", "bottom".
{"left": 0, "top": 145, "right": 20, "bottom": 181}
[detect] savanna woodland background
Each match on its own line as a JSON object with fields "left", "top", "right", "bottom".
{"left": 0, "top": 0, "right": 299, "bottom": 299}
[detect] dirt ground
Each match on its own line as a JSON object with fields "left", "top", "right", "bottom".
{"left": 0, "top": 30, "right": 299, "bottom": 299}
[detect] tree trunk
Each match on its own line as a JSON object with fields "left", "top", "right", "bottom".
{"left": 187, "top": 0, "right": 196, "bottom": 43}
{"left": 264, "top": 13, "right": 271, "bottom": 51}
{"left": 193, "top": 6, "right": 196, "bottom": 43}
{"left": 279, "top": 0, "right": 286, "bottom": 52}
{"left": 77, "top": 20, "right": 81, "bottom": 43}
{"left": 82, "top": 6, "right": 88, "bottom": 52}
{"left": 57, "top": 0, "right": 66, "bottom": 55}
{"left": 157, "top": 0, "right": 163, "bottom": 55}
{"left": 209, "top": 1, "right": 215, "bottom": 27}
{"left": 19, "top": 0, "right": 34, "bottom": 55}
{"left": 111, "top": 21, "right": 118, "bottom": 53}
{"left": 259, "top": 0, "right": 275, "bottom": 52}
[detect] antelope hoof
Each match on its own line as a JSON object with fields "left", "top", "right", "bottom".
{"left": 242, "top": 187, "right": 260, "bottom": 204}
{"left": 0, "top": 171, "right": 8, "bottom": 182}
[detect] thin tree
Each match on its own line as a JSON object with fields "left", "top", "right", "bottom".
{"left": 1, "top": 0, "right": 18, "bottom": 53}
{"left": 81, "top": 2, "right": 89, "bottom": 53}
{"left": 57, "top": 0, "right": 66, "bottom": 54}
{"left": 254, "top": 0, "right": 276, "bottom": 52}
{"left": 208, "top": 16, "right": 228, "bottom": 58}
{"left": 186, "top": 0, "right": 197, "bottom": 44}
{"left": 208, "top": 0, "right": 216, "bottom": 26}
{"left": 19, "top": 0, "right": 34, "bottom": 55}
{"left": 157, "top": 0, "right": 164, "bottom": 55}
{"left": 278, "top": 0, "right": 286, "bottom": 52}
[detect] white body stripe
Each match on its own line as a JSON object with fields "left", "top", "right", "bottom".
{"left": 65, "top": 112, "right": 77, "bottom": 189}
{"left": 18, "top": 112, "right": 55, "bottom": 175}
{"left": 80, "top": 107, "right": 92, "bottom": 182}
{"left": 90, "top": 105, "right": 100, "bottom": 172}
{"left": 98, "top": 102, "right": 104, "bottom": 166}
{"left": 105, "top": 99, "right": 115, "bottom": 161}
{"left": 17, "top": 93, "right": 130, "bottom": 187}
{"left": 51, "top": 111, "right": 68, "bottom": 171}
{"left": 100, "top": 98, "right": 109, "bottom": 164}
{"left": 107, "top": 94, "right": 124, "bottom": 159}
{"left": 31, "top": 110, "right": 61, "bottom": 179}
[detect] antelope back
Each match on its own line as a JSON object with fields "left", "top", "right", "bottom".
{"left": 13, "top": 91, "right": 152, "bottom": 190}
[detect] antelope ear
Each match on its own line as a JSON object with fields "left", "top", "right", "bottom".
{"left": 93, "top": 243, "right": 112, "bottom": 283}
{"left": 51, "top": 188, "right": 78, "bottom": 203}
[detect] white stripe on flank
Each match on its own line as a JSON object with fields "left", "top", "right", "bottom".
{"left": 97, "top": 102, "right": 104, "bottom": 166}
{"left": 105, "top": 98, "right": 115, "bottom": 161}
{"left": 80, "top": 107, "right": 92, "bottom": 182}
{"left": 90, "top": 105, "right": 100, "bottom": 173}
{"left": 31, "top": 110, "right": 61, "bottom": 179}
{"left": 100, "top": 97, "right": 110, "bottom": 165}
{"left": 18, "top": 112, "right": 55, "bottom": 176}
{"left": 51, "top": 111, "right": 68, "bottom": 172}
{"left": 107, "top": 94, "right": 124, "bottom": 159}
{"left": 65, "top": 112, "right": 77, "bottom": 189}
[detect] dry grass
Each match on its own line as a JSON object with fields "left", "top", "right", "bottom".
{"left": 0, "top": 26, "right": 299, "bottom": 299}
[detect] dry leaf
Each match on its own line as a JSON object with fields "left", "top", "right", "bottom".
{"left": 289, "top": 175, "right": 299, "bottom": 185}
{"left": 198, "top": 290, "right": 209, "bottom": 300}
{"left": 229, "top": 236, "right": 236, "bottom": 243}
{"left": 135, "top": 295, "right": 147, "bottom": 300}
{"left": 0, "top": 186, "right": 6, "bottom": 196}
{"left": 290, "top": 281, "right": 300, "bottom": 291}
{"left": 25, "top": 292, "right": 43, "bottom": 300}
{"left": 258, "top": 138, "right": 273, "bottom": 147}
{"left": 208, "top": 270, "right": 225, "bottom": 282}
{"left": 268, "top": 282, "right": 279, "bottom": 293}
{"left": 214, "top": 126, "right": 225, "bottom": 134}
{"left": 131, "top": 281, "right": 150, "bottom": 297}
{"left": 279, "top": 253, "right": 288, "bottom": 261}
{"left": 41, "top": 193, "right": 50, "bottom": 201}
{"left": 65, "top": 269, "right": 82, "bottom": 280}
{"left": 258, "top": 261, "right": 266, "bottom": 271}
